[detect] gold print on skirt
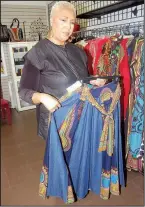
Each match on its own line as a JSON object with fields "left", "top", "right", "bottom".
{"left": 59, "top": 106, "right": 76, "bottom": 151}
{"left": 80, "top": 84, "right": 121, "bottom": 156}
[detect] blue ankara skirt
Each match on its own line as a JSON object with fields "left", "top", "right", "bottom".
{"left": 39, "top": 82, "right": 125, "bottom": 203}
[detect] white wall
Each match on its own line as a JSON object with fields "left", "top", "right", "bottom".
{"left": 1, "top": 43, "right": 14, "bottom": 105}
{"left": 1, "top": 4, "right": 48, "bottom": 41}
{"left": 1, "top": 2, "right": 48, "bottom": 105}
{"left": 1, "top": 1, "right": 47, "bottom": 6}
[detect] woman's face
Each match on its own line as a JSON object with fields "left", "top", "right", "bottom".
{"left": 51, "top": 8, "right": 76, "bottom": 45}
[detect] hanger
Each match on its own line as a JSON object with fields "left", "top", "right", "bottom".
{"left": 84, "top": 35, "right": 96, "bottom": 41}
{"left": 81, "top": 75, "right": 121, "bottom": 85}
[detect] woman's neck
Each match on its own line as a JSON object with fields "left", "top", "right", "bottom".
{"left": 48, "top": 37, "right": 66, "bottom": 46}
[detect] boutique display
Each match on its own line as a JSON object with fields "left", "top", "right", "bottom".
{"left": 73, "top": 25, "right": 144, "bottom": 174}
{"left": 1, "top": 41, "right": 37, "bottom": 111}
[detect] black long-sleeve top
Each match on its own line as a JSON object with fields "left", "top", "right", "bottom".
{"left": 19, "top": 39, "right": 89, "bottom": 140}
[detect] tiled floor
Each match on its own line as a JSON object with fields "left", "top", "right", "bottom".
{"left": 1, "top": 109, "right": 144, "bottom": 206}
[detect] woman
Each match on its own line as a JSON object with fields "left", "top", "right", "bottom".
{"left": 19, "top": 1, "right": 124, "bottom": 204}
{"left": 19, "top": 1, "right": 106, "bottom": 140}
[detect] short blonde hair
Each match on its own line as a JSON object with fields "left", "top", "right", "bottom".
{"left": 50, "top": 1, "right": 76, "bottom": 25}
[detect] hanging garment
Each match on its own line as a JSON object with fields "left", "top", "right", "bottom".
{"left": 126, "top": 40, "right": 144, "bottom": 173}
{"left": 131, "top": 38, "right": 144, "bottom": 99}
{"left": 137, "top": 135, "right": 144, "bottom": 161}
{"left": 118, "top": 38, "right": 131, "bottom": 119}
{"left": 84, "top": 35, "right": 123, "bottom": 76}
{"left": 126, "top": 37, "right": 138, "bottom": 155}
{"left": 129, "top": 45, "right": 144, "bottom": 158}
{"left": 84, "top": 37, "right": 109, "bottom": 75}
{"left": 84, "top": 36, "right": 131, "bottom": 119}
{"left": 39, "top": 82, "right": 125, "bottom": 204}
{"left": 126, "top": 152, "right": 143, "bottom": 173}
{"left": 126, "top": 38, "right": 144, "bottom": 148}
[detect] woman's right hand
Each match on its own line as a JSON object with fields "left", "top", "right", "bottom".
{"left": 40, "top": 93, "right": 61, "bottom": 113}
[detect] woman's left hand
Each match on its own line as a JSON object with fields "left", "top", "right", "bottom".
{"left": 90, "top": 77, "right": 106, "bottom": 87}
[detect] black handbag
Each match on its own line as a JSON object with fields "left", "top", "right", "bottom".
{"left": 0, "top": 23, "right": 10, "bottom": 42}
{"left": 8, "top": 18, "right": 23, "bottom": 42}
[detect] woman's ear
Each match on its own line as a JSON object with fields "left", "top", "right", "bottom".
{"left": 50, "top": 16, "right": 53, "bottom": 27}
{"left": 48, "top": 26, "right": 54, "bottom": 39}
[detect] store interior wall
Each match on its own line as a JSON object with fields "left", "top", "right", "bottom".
{"left": 1, "top": 1, "right": 49, "bottom": 106}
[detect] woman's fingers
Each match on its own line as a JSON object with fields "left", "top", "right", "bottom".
{"left": 50, "top": 103, "right": 61, "bottom": 113}
{"left": 90, "top": 80, "right": 97, "bottom": 85}
{"left": 90, "top": 78, "right": 106, "bottom": 86}
{"left": 57, "top": 102, "right": 61, "bottom": 108}
{"left": 50, "top": 108, "right": 57, "bottom": 113}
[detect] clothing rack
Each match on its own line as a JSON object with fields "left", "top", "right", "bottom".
{"left": 73, "top": 21, "right": 144, "bottom": 38}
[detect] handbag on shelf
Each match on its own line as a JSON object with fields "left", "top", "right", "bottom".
{"left": 0, "top": 23, "right": 10, "bottom": 42}
{"left": 8, "top": 18, "right": 23, "bottom": 42}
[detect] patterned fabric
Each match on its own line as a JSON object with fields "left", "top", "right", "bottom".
{"left": 97, "top": 39, "right": 112, "bottom": 75}
{"left": 110, "top": 35, "right": 124, "bottom": 75}
{"left": 126, "top": 38, "right": 138, "bottom": 155}
{"left": 129, "top": 44, "right": 144, "bottom": 158}
{"left": 126, "top": 152, "right": 140, "bottom": 171}
{"left": 84, "top": 36, "right": 130, "bottom": 119}
{"left": 126, "top": 39, "right": 144, "bottom": 174}
{"left": 59, "top": 106, "right": 76, "bottom": 151}
{"left": 94, "top": 35, "right": 123, "bottom": 76}
{"left": 84, "top": 35, "right": 124, "bottom": 76}
{"left": 118, "top": 38, "right": 131, "bottom": 119}
{"left": 84, "top": 37, "right": 109, "bottom": 75}
{"left": 126, "top": 152, "right": 144, "bottom": 174}
{"left": 39, "top": 82, "right": 124, "bottom": 203}
{"left": 39, "top": 166, "right": 48, "bottom": 199}
{"left": 39, "top": 166, "right": 75, "bottom": 203}
{"left": 137, "top": 135, "right": 144, "bottom": 161}
{"left": 100, "top": 168, "right": 119, "bottom": 200}
{"left": 126, "top": 90, "right": 135, "bottom": 156}
{"left": 80, "top": 84, "right": 121, "bottom": 156}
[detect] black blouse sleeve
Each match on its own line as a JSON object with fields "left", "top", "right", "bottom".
{"left": 18, "top": 46, "right": 43, "bottom": 104}
{"left": 18, "top": 59, "right": 41, "bottom": 104}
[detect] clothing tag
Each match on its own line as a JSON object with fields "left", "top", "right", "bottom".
{"left": 66, "top": 81, "right": 82, "bottom": 93}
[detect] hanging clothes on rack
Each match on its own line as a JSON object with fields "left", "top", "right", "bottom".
{"left": 74, "top": 24, "right": 144, "bottom": 174}
{"left": 137, "top": 134, "right": 144, "bottom": 161}
{"left": 129, "top": 44, "right": 144, "bottom": 156}
{"left": 84, "top": 37, "right": 109, "bottom": 75}
{"left": 83, "top": 34, "right": 131, "bottom": 119}
{"left": 126, "top": 41, "right": 144, "bottom": 173}
{"left": 126, "top": 38, "right": 144, "bottom": 152}
{"left": 137, "top": 135, "right": 144, "bottom": 174}
{"left": 125, "top": 37, "right": 138, "bottom": 149}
